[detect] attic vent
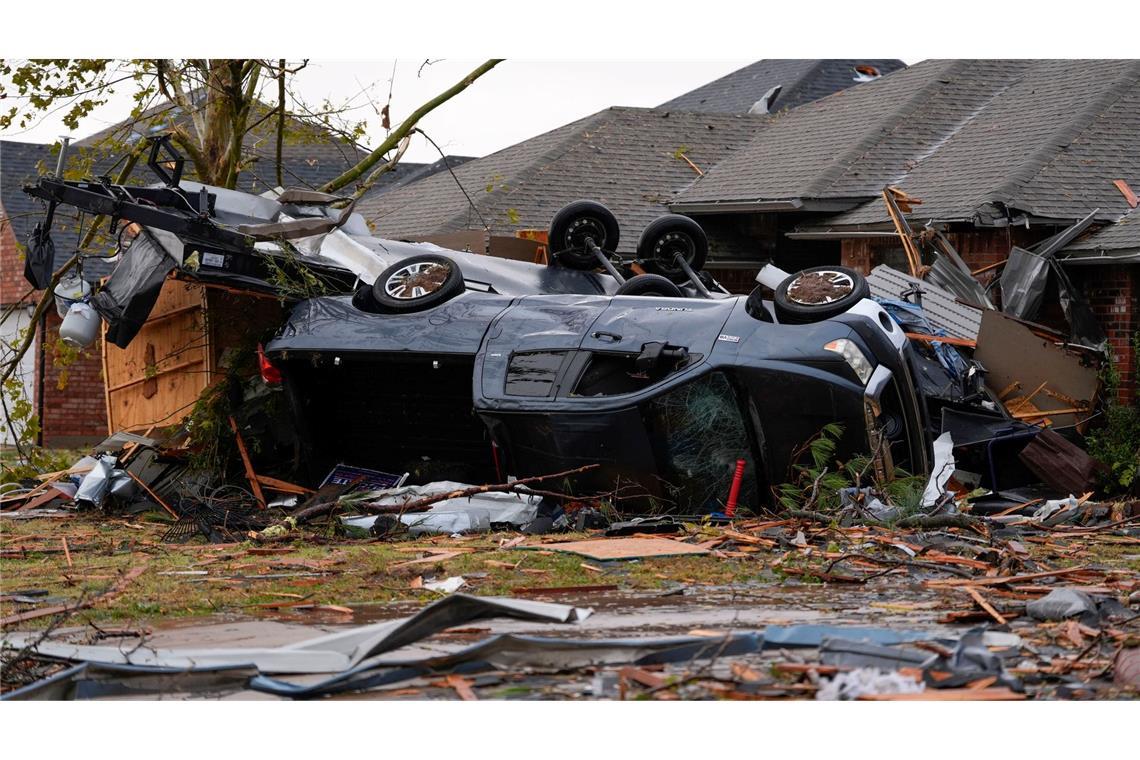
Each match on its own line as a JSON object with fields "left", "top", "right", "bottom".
{"left": 853, "top": 65, "right": 881, "bottom": 83}
{"left": 748, "top": 85, "right": 783, "bottom": 115}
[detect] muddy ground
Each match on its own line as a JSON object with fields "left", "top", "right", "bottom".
{"left": 2, "top": 509, "right": 1139, "bottom": 699}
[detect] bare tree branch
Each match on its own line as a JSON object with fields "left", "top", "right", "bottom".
{"left": 319, "top": 59, "right": 503, "bottom": 194}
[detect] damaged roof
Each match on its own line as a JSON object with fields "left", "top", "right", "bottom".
{"left": 356, "top": 106, "right": 764, "bottom": 253}
{"left": 1061, "top": 204, "right": 1140, "bottom": 262}
{"left": 659, "top": 59, "right": 906, "bottom": 115}
{"left": 672, "top": 60, "right": 1140, "bottom": 228}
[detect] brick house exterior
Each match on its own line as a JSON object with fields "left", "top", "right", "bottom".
{"left": 668, "top": 59, "right": 1140, "bottom": 406}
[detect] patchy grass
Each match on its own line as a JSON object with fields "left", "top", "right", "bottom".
{"left": 0, "top": 513, "right": 749, "bottom": 628}
{"left": 4, "top": 510, "right": 1137, "bottom": 631}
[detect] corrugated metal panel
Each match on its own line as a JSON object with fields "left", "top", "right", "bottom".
{"left": 866, "top": 264, "right": 983, "bottom": 340}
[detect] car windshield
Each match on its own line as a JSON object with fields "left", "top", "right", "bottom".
{"left": 641, "top": 371, "right": 757, "bottom": 512}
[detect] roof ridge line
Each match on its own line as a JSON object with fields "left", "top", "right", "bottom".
{"left": 799, "top": 59, "right": 972, "bottom": 198}
{"left": 984, "top": 60, "right": 1140, "bottom": 218}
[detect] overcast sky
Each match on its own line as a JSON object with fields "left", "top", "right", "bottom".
{"left": 3, "top": 60, "right": 765, "bottom": 164}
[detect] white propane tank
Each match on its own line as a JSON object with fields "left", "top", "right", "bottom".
{"left": 53, "top": 274, "right": 92, "bottom": 318}
{"left": 59, "top": 302, "right": 99, "bottom": 348}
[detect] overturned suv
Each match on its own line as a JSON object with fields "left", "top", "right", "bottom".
{"left": 267, "top": 201, "right": 929, "bottom": 513}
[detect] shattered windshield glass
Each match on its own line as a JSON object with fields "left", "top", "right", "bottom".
{"left": 642, "top": 372, "right": 757, "bottom": 512}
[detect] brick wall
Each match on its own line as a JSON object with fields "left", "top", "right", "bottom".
{"left": 0, "top": 205, "right": 30, "bottom": 306}
{"left": 36, "top": 311, "right": 107, "bottom": 447}
{"left": 707, "top": 267, "right": 761, "bottom": 295}
{"left": 1070, "top": 265, "right": 1138, "bottom": 406}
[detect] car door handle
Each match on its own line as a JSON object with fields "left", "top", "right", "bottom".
{"left": 591, "top": 331, "right": 622, "bottom": 342}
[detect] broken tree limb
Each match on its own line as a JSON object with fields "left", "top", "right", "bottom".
{"left": 319, "top": 59, "right": 503, "bottom": 194}
{"left": 894, "top": 513, "right": 983, "bottom": 531}
{"left": 0, "top": 565, "right": 147, "bottom": 627}
{"left": 358, "top": 463, "right": 602, "bottom": 515}
{"left": 257, "top": 464, "right": 601, "bottom": 537}
{"left": 824, "top": 552, "right": 975, "bottom": 579}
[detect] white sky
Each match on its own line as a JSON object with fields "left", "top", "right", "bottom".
{"left": 3, "top": 60, "right": 762, "bottom": 164}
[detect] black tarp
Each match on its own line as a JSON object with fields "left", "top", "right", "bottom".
{"left": 90, "top": 231, "right": 177, "bottom": 348}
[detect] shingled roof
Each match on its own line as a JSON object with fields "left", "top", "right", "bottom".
{"left": 72, "top": 98, "right": 472, "bottom": 196}
{"left": 0, "top": 139, "right": 93, "bottom": 281}
{"left": 672, "top": 60, "right": 1140, "bottom": 231}
{"left": 1062, "top": 205, "right": 1140, "bottom": 260}
{"left": 659, "top": 59, "right": 906, "bottom": 115}
{"left": 357, "top": 106, "right": 764, "bottom": 253}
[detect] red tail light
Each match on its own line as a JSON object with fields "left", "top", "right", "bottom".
{"left": 258, "top": 343, "right": 282, "bottom": 385}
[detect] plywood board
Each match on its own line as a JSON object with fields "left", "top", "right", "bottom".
{"left": 974, "top": 309, "right": 1099, "bottom": 429}
{"left": 104, "top": 279, "right": 209, "bottom": 432}
{"left": 533, "top": 537, "right": 710, "bottom": 561}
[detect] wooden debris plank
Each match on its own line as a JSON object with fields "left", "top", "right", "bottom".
{"left": 124, "top": 470, "right": 179, "bottom": 519}
{"left": 229, "top": 416, "right": 266, "bottom": 508}
{"left": 721, "top": 529, "right": 778, "bottom": 547}
{"left": 1006, "top": 381, "right": 1048, "bottom": 414}
{"left": 388, "top": 550, "right": 464, "bottom": 569}
{"left": 619, "top": 666, "right": 666, "bottom": 689}
{"left": 445, "top": 674, "right": 478, "bottom": 701}
{"left": 15, "top": 487, "right": 69, "bottom": 512}
{"left": 924, "top": 566, "right": 1090, "bottom": 588}
{"left": 531, "top": 537, "right": 709, "bottom": 561}
{"left": 859, "top": 687, "right": 1025, "bottom": 701}
{"left": 254, "top": 475, "right": 315, "bottom": 495}
{"left": 904, "top": 332, "right": 977, "bottom": 348}
{"left": 963, "top": 586, "right": 1007, "bottom": 625}
{"left": 513, "top": 584, "right": 618, "bottom": 596}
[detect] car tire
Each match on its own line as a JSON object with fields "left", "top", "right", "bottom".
{"left": 636, "top": 214, "right": 708, "bottom": 282}
{"left": 370, "top": 254, "right": 465, "bottom": 313}
{"left": 615, "top": 274, "right": 685, "bottom": 297}
{"left": 773, "top": 265, "right": 870, "bottom": 324}
{"left": 548, "top": 200, "right": 620, "bottom": 270}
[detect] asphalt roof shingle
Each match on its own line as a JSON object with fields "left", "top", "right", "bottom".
{"left": 673, "top": 60, "right": 1140, "bottom": 231}
{"left": 0, "top": 139, "right": 96, "bottom": 280}
{"left": 1063, "top": 205, "right": 1140, "bottom": 254}
{"left": 659, "top": 59, "right": 906, "bottom": 114}
{"left": 357, "top": 106, "right": 765, "bottom": 253}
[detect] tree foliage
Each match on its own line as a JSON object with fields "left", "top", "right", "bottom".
{"left": 0, "top": 58, "right": 501, "bottom": 192}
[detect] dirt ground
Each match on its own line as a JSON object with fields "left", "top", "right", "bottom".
{"left": 2, "top": 508, "right": 1138, "bottom": 699}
